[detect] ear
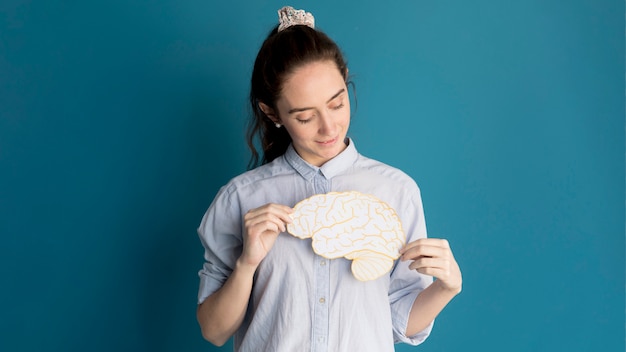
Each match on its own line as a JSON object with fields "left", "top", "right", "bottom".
{"left": 259, "top": 102, "right": 280, "bottom": 123}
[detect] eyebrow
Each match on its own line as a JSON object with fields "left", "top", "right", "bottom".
{"left": 287, "top": 89, "right": 346, "bottom": 114}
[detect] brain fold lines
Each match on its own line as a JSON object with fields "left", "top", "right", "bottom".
{"left": 286, "top": 191, "right": 406, "bottom": 281}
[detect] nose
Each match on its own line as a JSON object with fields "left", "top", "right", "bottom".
{"left": 318, "top": 111, "right": 336, "bottom": 136}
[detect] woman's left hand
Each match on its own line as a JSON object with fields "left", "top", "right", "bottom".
{"left": 400, "top": 238, "right": 462, "bottom": 293}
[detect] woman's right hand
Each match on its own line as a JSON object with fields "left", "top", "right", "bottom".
{"left": 198, "top": 203, "right": 293, "bottom": 346}
{"left": 240, "top": 203, "right": 293, "bottom": 268}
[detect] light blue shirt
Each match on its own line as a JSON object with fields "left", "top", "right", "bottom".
{"left": 197, "top": 139, "right": 433, "bottom": 351}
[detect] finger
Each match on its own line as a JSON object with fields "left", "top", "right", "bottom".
{"left": 401, "top": 244, "right": 449, "bottom": 262}
{"left": 246, "top": 214, "right": 287, "bottom": 233}
{"left": 400, "top": 238, "right": 451, "bottom": 260}
{"left": 249, "top": 203, "right": 293, "bottom": 216}
{"left": 245, "top": 204, "right": 294, "bottom": 225}
{"left": 247, "top": 219, "right": 282, "bottom": 237}
{"left": 413, "top": 266, "right": 452, "bottom": 279}
{"left": 245, "top": 205, "right": 292, "bottom": 225}
{"left": 408, "top": 257, "right": 450, "bottom": 272}
{"left": 401, "top": 238, "right": 450, "bottom": 253}
{"left": 276, "top": 206, "right": 294, "bottom": 224}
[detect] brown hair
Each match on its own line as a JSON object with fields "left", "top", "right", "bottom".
{"left": 246, "top": 24, "right": 349, "bottom": 169}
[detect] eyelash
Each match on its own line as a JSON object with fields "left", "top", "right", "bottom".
{"left": 332, "top": 103, "right": 344, "bottom": 110}
{"left": 296, "top": 101, "right": 345, "bottom": 124}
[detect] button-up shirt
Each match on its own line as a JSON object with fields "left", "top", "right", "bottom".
{"left": 197, "top": 139, "right": 433, "bottom": 351}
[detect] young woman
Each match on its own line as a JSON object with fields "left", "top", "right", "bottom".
{"left": 196, "top": 6, "right": 462, "bottom": 351}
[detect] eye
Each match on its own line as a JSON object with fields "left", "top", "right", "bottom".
{"left": 329, "top": 95, "right": 345, "bottom": 110}
{"left": 331, "top": 103, "right": 344, "bottom": 110}
{"left": 295, "top": 112, "right": 315, "bottom": 124}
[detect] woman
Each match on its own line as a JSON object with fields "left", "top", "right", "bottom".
{"left": 196, "top": 6, "right": 462, "bottom": 351}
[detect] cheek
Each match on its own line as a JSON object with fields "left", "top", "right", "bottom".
{"left": 284, "top": 124, "right": 311, "bottom": 141}
{"left": 340, "top": 108, "right": 351, "bottom": 126}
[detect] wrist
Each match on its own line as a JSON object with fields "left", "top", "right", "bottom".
{"left": 432, "top": 278, "right": 462, "bottom": 296}
{"left": 235, "top": 257, "right": 259, "bottom": 278}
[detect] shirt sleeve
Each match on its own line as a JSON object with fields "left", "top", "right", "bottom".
{"left": 388, "top": 185, "right": 434, "bottom": 345}
{"left": 197, "top": 183, "right": 243, "bottom": 304}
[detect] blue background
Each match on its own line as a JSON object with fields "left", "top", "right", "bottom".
{"left": 1, "top": 1, "right": 623, "bottom": 351}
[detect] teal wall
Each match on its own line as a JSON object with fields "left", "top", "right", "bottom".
{"left": 1, "top": 1, "right": 623, "bottom": 351}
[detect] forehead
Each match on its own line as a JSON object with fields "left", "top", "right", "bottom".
{"left": 278, "top": 60, "right": 346, "bottom": 105}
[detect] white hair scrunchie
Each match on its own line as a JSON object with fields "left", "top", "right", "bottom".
{"left": 277, "top": 6, "right": 315, "bottom": 32}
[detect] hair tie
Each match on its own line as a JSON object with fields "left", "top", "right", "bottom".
{"left": 277, "top": 6, "right": 315, "bottom": 32}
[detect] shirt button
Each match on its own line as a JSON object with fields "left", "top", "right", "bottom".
{"left": 319, "top": 297, "right": 326, "bottom": 304}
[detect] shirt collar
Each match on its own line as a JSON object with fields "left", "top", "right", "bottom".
{"left": 284, "top": 137, "right": 359, "bottom": 181}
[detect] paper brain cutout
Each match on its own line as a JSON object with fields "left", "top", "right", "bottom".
{"left": 287, "top": 191, "right": 406, "bottom": 281}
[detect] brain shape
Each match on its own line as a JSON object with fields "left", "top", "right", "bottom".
{"left": 287, "top": 191, "right": 406, "bottom": 281}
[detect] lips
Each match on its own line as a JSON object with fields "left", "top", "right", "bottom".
{"left": 317, "top": 137, "right": 337, "bottom": 145}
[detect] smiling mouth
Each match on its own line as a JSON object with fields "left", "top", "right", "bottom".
{"left": 317, "top": 138, "right": 337, "bottom": 145}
